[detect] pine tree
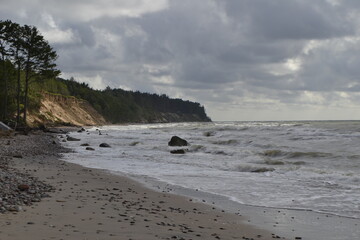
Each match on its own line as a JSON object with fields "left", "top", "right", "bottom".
{"left": 0, "top": 20, "right": 13, "bottom": 120}
{"left": 21, "top": 24, "right": 59, "bottom": 124}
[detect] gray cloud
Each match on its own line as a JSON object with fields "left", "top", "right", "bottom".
{"left": 223, "top": 0, "right": 352, "bottom": 40}
{"left": 2, "top": 0, "right": 360, "bottom": 120}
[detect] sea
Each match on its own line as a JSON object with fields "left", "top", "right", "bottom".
{"left": 61, "top": 121, "right": 360, "bottom": 221}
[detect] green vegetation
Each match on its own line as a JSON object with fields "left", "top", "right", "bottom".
{"left": 0, "top": 20, "right": 59, "bottom": 127}
{"left": 55, "top": 78, "right": 211, "bottom": 123}
{"left": 0, "top": 20, "right": 211, "bottom": 126}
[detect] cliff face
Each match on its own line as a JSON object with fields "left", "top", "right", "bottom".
{"left": 27, "top": 92, "right": 210, "bottom": 127}
{"left": 27, "top": 93, "right": 107, "bottom": 127}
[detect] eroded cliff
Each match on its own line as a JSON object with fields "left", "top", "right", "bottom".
{"left": 27, "top": 93, "right": 106, "bottom": 127}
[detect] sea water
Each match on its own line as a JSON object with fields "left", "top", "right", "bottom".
{"left": 61, "top": 121, "right": 360, "bottom": 220}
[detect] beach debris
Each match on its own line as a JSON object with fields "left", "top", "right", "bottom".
{"left": 86, "top": 147, "right": 95, "bottom": 151}
{"left": 81, "top": 143, "right": 90, "bottom": 146}
{"left": 99, "top": 143, "right": 111, "bottom": 148}
{"left": 0, "top": 121, "right": 12, "bottom": 131}
{"left": 168, "top": 136, "right": 188, "bottom": 147}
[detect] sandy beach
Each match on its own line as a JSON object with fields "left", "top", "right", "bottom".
{"left": 0, "top": 131, "right": 291, "bottom": 240}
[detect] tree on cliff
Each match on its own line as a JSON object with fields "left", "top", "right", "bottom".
{"left": 0, "top": 20, "right": 59, "bottom": 126}
{"left": 6, "top": 21, "right": 24, "bottom": 124}
{"left": 21, "top": 24, "right": 59, "bottom": 124}
{"left": 0, "top": 21, "right": 10, "bottom": 120}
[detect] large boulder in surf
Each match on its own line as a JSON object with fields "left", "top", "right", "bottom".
{"left": 168, "top": 136, "right": 188, "bottom": 147}
{"left": 99, "top": 143, "right": 111, "bottom": 148}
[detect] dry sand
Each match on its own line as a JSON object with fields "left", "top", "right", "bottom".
{"left": 0, "top": 132, "right": 292, "bottom": 240}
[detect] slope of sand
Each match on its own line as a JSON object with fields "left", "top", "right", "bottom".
{"left": 0, "top": 132, "right": 290, "bottom": 240}
{"left": 27, "top": 92, "right": 107, "bottom": 126}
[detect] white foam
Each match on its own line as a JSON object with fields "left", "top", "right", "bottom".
{"left": 61, "top": 121, "right": 360, "bottom": 219}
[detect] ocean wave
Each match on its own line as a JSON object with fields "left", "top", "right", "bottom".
{"left": 211, "top": 139, "right": 239, "bottom": 145}
{"left": 262, "top": 150, "right": 283, "bottom": 157}
{"left": 260, "top": 159, "right": 306, "bottom": 166}
{"left": 189, "top": 145, "right": 206, "bottom": 152}
{"left": 262, "top": 149, "right": 332, "bottom": 159}
{"left": 264, "top": 159, "right": 285, "bottom": 165}
{"left": 292, "top": 161, "right": 307, "bottom": 165}
{"left": 216, "top": 126, "right": 249, "bottom": 132}
{"left": 347, "top": 155, "right": 360, "bottom": 160}
{"left": 288, "top": 151, "right": 332, "bottom": 158}
{"left": 233, "top": 165, "right": 275, "bottom": 173}
{"left": 211, "top": 150, "right": 232, "bottom": 156}
{"left": 203, "top": 131, "right": 216, "bottom": 137}
{"left": 188, "top": 145, "right": 232, "bottom": 156}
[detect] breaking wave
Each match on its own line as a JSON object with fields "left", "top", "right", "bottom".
{"left": 211, "top": 139, "right": 239, "bottom": 145}
{"left": 232, "top": 165, "right": 275, "bottom": 173}
{"left": 262, "top": 150, "right": 332, "bottom": 159}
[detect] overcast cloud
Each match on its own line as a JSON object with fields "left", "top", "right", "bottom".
{"left": 2, "top": 0, "right": 360, "bottom": 120}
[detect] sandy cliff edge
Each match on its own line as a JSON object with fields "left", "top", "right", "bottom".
{"left": 27, "top": 93, "right": 107, "bottom": 127}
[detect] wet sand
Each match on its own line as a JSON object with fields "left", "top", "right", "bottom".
{"left": 0, "top": 132, "right": 288, "bottom": 240}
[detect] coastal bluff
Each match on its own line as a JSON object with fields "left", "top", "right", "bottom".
{"left": 27, "top": 92, "right": 211, "bottom": 127}
{"left": 27, "top": 92, "right": 107, "bottom": 127}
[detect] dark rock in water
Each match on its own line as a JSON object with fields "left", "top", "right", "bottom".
{"left": 99, "top": 143, "right": 111, "bottom": 148}
{"left": 170, "top": 149, "right": 187, "bottom": 154}
{"left": 77, "top": 127, "right": 86, "bottom": 133}
{"left": 67, "top": 136, "right": 81, "bottom": 141}
{"left": 86, "top": 147, "right": 95, "bottom": 151}
{"left": 168, "top": 136, "right": 188, "bottom": 147}
{"left": 263, "top": 150, "right": 283, "bottom": 157}
{"left": 81, "top": 143, "right": 90, "bottom": 146}
{"left": 130, "top": 141, "right": 140, "bottom": 146}
{"left": 203, "top": 131, "right": 215, "bottom": 137}
{"left": 18, "top": 184, "right": 30, "bottom": 191}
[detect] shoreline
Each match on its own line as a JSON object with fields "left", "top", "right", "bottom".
{"left": 0, "top": 131, "right": 288, "bottom": 240}
{"left": 61, "top": 123, "right": 360, "bottom": 240}
{"left": 118, "top": 172, "right": 360, "bottom": 240}
{"left": 1, "top": 131, "right": 359, "bottom": 239}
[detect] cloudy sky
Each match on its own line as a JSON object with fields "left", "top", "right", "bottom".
{"left": 2, "top": 0, "right": 360, "bottom": 121}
